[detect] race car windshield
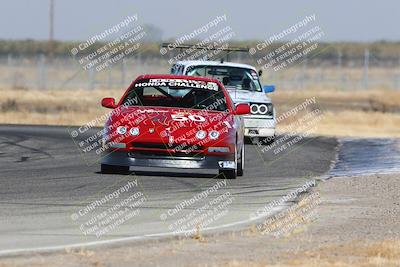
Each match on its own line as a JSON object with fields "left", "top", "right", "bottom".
{"left": 185, "top": 66, "right": 262, "bottom": 92}
{"left": 122, "top": 78, "right": 228, "bottom": 111}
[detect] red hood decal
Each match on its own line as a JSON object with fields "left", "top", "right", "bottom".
{"left": 106, "top": 106, "right": 235, "bottom": 147}
{"left": 115, "top": 106, "right": 231, "bottom": 128}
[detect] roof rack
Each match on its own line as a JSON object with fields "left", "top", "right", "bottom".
{"left": 160, "top": 43, "right": 249, "bottom": 62}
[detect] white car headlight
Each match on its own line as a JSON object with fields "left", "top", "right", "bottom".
{"left": 116, "top": 126, "right": 127, "bottom": 135}
{"left": 196, "top": 130, "right": 207, "bottom": 140}
{"left": 209, "top": 130, "right": 220, "bottom": 140}
{"left": 250, "top": 104, "right": 259, "bottom": 114}
{"left": 129, "top": 127, "right": 140, "bottom": 136}
{"left": 258, "top": 104, "right": 268, "bottom": 114}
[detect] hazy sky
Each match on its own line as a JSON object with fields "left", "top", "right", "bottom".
{"left": 1, "top": 0, "right": 399, "bottom": 42}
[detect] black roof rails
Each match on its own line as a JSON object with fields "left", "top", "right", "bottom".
{"left": 160, "top": 43, "right": 249, "bottom": 62}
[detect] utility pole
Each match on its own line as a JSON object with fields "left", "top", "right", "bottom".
{"left": 363, "top": 48, "right": 369, "bottom": 89}
{"left": 337, "top": 50, "right": 343, "bottom": 89}
{"left": 48, "top": 0, "right": 54, "bottom": 60}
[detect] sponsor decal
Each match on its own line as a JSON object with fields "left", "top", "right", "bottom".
{"left": 171, "top": 114, "right": 206, "bottom": 122}
{"left": 137, "top": 109, "right": 168, "bottom": 113}
{"left": 135, "top": 79, "right": 219, "bottom": 91}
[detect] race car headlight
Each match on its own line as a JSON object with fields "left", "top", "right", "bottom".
{"left": 129, "top": 127, "right": 140, "bottom": 136}
{"left": 196, "top": 130, "right": 207, "bottom": 140}
{"left": 209, "top": 130, "right": 220, "bottom": 140}
{"left": 116, "top": 126, "right": 127, "bottom": 135}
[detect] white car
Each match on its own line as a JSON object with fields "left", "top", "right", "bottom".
{"left": 171, "top": 60, "right": 276, "bottom": 143}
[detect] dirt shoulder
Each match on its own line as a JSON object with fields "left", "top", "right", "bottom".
{"left": 1, "top": 173, "right": 399, "bottom": 267}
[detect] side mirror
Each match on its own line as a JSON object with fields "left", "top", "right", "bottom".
{"left": 263, "top": 85, "right": 275, "bottom": 93}
{"left": 235, "top": 103, "right": 250, "bottom": 115}
{"left": 258, "top": 70, "right": 263, "bottom": 77}
{"left": 101, "top": 97, "right": 116, "bottom": 109}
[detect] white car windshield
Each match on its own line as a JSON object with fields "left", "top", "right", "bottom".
{"left": 186, "top": 66, "right": 262, "bottom": 92}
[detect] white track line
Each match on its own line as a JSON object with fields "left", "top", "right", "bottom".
{"left": 0, "top": 205, "right": 286, "bottom": 257}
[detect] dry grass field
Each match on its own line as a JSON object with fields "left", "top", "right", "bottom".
{"left": 1, "top": 86, "right": 399, "bottom": 137}
{"left": 273, "top": 88, "right": 400, "bottom": 137}
{"left": 0, "top": 87, "right": 116, "bottom": 125}
{"left": 222, "top": 240, "right": 400, "bottom": 267}
{"left": 1, "top": 58, "right": 399, "bottom": 137}
{"left": 2, "top": 240, "right": 398, "bottom": 267}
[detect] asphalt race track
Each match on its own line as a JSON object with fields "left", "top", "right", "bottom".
{"left": 0, "top": 124, "right": 337, "bottom": 254}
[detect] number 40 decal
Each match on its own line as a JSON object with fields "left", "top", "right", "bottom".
{"left": 171, "top": 114, "right": 206, "bottom": 122}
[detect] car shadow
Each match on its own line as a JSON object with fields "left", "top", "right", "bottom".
{"left": 95, "top": 170, "right": 218, "bottom": 179}
{"left": 130, "top": 170, "right": 218, "bottom": 179}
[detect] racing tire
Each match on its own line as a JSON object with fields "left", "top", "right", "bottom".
{"left": 101, "top": 164, "right": 129, "bottom": 174}
{"left": 219, "top": 145, "right": 238, "bottom": 180}
{"left": 237, "top": 143, "right": 244, "bottom": 176}
{"left": 219, "top": 169, "right": 236, "bottom": 180}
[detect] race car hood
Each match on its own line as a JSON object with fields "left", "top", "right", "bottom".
{"left": 107, "top": 106, "right": 234, "bottom": 145}
{"left": 116, "top": 106, "right": 230, "bottom": 127}
{"left": 226, "top": 88, "right": 272, "bottom": 104}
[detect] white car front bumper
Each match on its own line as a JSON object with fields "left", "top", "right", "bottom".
{"left": 243, "top": 116, "right": 276, "bottom": 137}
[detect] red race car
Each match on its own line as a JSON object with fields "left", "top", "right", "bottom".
{"left": 100, "top": 74, "right": 250, "bottom": 179}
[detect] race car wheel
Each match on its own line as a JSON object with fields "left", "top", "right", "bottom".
{"left": 101, "top": 164, "right": 129, "bottom": 174}
{"left": 219, "top": 145, "right": 238, "bottom": 180}
{"left": 237, "top": 143, "right": 244, "bottom": 176}
{"left": 220, "top": 169, "right": 236, "bottom": 180}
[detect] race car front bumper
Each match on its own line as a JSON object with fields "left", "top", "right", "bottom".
{"left": 243, "top": 116, "right": 276, "bottom": 137}
{"left": 101, "top": 150, "right": 235, "bottom": 170}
